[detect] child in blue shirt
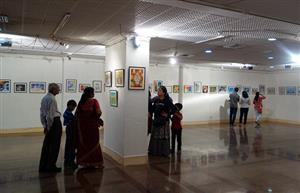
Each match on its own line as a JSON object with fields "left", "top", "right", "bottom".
{"left": 63, "top": 99, "right": 77, "bottom": 168}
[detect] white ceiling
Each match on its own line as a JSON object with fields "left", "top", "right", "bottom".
{"left": 0, "top": 0, "right": 299, "bottom": 68}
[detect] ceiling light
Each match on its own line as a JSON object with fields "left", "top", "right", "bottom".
{"left": 291, "top": 55, "right": 300, "bottom": 63}
{"left": 268, "top": 38, "right": 277, "bottom": 41}
{"left": 268, "top": 56, "right": 274, "bottom": 60}
{"left": 169, "top": 58, "right": 177, "bottom": 65}
{"left": 52, "top": 13, "right": 71, "bottom": 36}
{"left": 65, "top": 44, "right": 69, "bottom": 49}
{"left": 270, "top": 66, "right": 274, "bottom": 69}
{"left": 205, "top": 49, "right": 212, "bottom": 54}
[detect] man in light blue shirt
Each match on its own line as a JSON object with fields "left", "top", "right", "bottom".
{"left": 39, "top": 83, "right": 62, "bottom": 172}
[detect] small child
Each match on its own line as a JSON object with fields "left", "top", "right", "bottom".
{"left": 63, "top": 99, "right": 77, "bottom": 168}
{"left": 171, "top": 103, "right": 183, "bottom": 154}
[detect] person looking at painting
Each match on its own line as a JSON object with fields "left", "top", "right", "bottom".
{"left": 148, "top": 86, "right": 176, "bottom": 157}
{"left": 253, "top": 92, "right": 266, "bottom": 127}
{"left": 239, "top": 91, "right": 250, "bottom": 126}
{"left": 229, "top": 87, "right": 240, "bottom": 126}
{"left": 39, "top": 83, "right": 62, "bottom": 172}
{"left": 74, "top": 87, "right": 104, "bottom": 168}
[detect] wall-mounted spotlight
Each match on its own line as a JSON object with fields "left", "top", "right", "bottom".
{"left": 169, "top": 58, "right": 177, "bottom": 65}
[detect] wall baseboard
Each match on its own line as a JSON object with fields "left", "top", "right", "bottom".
{"left": 103, "top": 146, "right": 148, "bottom": 166}
{"left": 0, "top": 127, "right": 44, "bottom": 136}
{"left": 264, "top": 118, "right": 300, "bottom": 126}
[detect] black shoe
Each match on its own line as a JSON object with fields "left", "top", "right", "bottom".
{"left": 48, "top": 166, "right": 62, "bottom": 172}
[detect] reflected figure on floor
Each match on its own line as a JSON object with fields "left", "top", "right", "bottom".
{"left": 253, "top": 127, "right": 264, "bottom": 157}
{"left": 239, "top": 126, "right": 249, "bottom": 161}
{"left": 148, "top": 86, "right": 176, "bottom": 157}
{"left": 39, "top": 173, "right": 59, "bottom": 192}
{"left": 74, "top": 87, "right": 104, "bottom": 168}
{"left": 228, "top": 127, "right": 239, "bottom": 163}
{"left": 169, "top": 153, "right": 182, "bottom": 181}
{"left": 229, "top": 87, "right": 240, "bottom": 126}
{"left": 75, "top": 168, "right": 103, "bottom": 193}
{"left": 39, "top": 83, "right": 62, "bottom": 173}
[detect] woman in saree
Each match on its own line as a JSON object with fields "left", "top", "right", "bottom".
{"left": 75, "top": 87, "right": 103, "bottom": 168}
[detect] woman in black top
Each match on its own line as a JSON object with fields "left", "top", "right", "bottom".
{"left": 148, "top": 86, "right": 176, "bottom": 156}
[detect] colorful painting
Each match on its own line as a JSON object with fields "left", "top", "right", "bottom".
{"left": 66, "top": 79, "right": 77, "bottom": 93}
{"left": 286, "top": 86, "right": 297, "bottom": 95}
{"left": 209, "top": 85, "right": 217, "bottom": 94}
{"left": 252, "top": 88, "right": 259, "bottom": 95}
{"left": 202, "top": 85, "right": 208, "bottom": 93}
{"left": 105, "top": 71, "right": 112, "bottom": 87}
{"left": 0, "top": 79, "right": 11, "bottom": 93}
{"left": 115, "top": 69, "right": 125, "bottom": 87}
{"left": 228, "top": 86, "right": 235, "bottom": 94}
{"left": 259, "top": 85, "right": 266, "bottom": 95}
{"left": 153, "top": 80, "right": 163, "bottom": 92}
{"left": 109, "top": 90, "right": 118, "bottom": 107}
{"left": 184, "top": 85, "right": 193, "bottom": 93}
{"left": 173, "top": 85, "right": 180, "bottom": 93}
{"left": 218, "top": 85, "right": 227, "bottom": 94}
{"left": 79, "top": 83, "right": 91, "bottom": 92}
{"left": 93, "top": 80, "right": 102, "bottom": 93}
{"left": 14, "top": 82, "right": 27, "bottom": 93}
{"left": 29, "top": 82, "right": 46, "bottom": 93}
{"left": 128, "top": 66, "right": 145, "bottom": 90}
{"left": 267, "top": 87, "right": 276, "bottom": 95}
{"left": 278, "top": 87, "right": 286, "bottom": 95}
{"left": 194, "top": 81, "right": 202, "bottom": 93}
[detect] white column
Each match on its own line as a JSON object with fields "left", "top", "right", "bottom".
{"left": 104, "top": 36, "right": 150, "bottom": 165}
{"left": 178, "top": 64, "right": 184, "bottom": 104}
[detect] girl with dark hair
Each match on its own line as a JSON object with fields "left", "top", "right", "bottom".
{"left": 253, "top": 92, "right": 266, "bottom": 126}
{"left": 239, "top": 91, "right": 250, "bottom": 125}
{"left": 148, "top": 86, "right": 176, "bottom": 156}
{"left": 74, "top": 87, "right": 103, "bottom": 168}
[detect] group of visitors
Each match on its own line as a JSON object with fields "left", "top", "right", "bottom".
{"left": 229, "top": 87, "right": 266, "bottom": 127}
{"left": 39, "top": 83, "right": 103, "bottom": 173}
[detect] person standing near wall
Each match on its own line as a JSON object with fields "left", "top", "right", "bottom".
{"left": 253, "top": 92, "right": 266, "bottom": 126}
{"left": 239, "top": 91, "right": 250, "bottom": 126}
{"left": 39, "top": 83, "right": 62, "bottom": 172}
{"left": 229, "top": 87, "right": 240, "bottom": 126}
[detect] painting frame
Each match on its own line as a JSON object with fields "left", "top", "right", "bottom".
{"left": 79, "top": 83, "right": 91, "bottom": 92}
{"left": 243, "top": 86, "right": 251, "bottom": 94}
{"left": 286, "top": 86, "right": 297, "bottom": 95}
{"left": 109, "top": 90, "right": 118, "bottom": 107}
{"left": 93, "top": 80, "right": 102, "bottom": 93}
{"left": 166, "top": 86, "right": 172, "bottom": 93}
{"left": 228, "top": 86, "right": 235, "bottom": 94}
{"left": 0, "top": 79, "right": 11, "bottom": 93}
{"left": 267, "top": 87, "right": 276, "bottom": 95}
{"left": 115, "top": 69, "right": 125, "bottom": 87}
{"left": 14, "top": 82, "right": 27, "bottom": 93}
{"left": 105, "top": 71, "right": 112, "bottom": 87}
{"left": 173, "top": 85, "right": 180, "bottom": 93}
{"left": 218, "top": 85, "right": 227, "bottom": 94}
{"left": 128, "top": 66, "right": 145, "bottom": 90}
{"left": 194, "top": 81, "right": 202, "bottom": 93}
{"left": 29, "top": 81, "right": 46, "bottom": 93}
{"left": 66, "top": 79, "right": 77, "bottom": 93}
{"left": 259, "top": 84, "right": 266, "bottom": 95}
{"left": 184, "top": 85, "right": 193, "bottom": 93}
{"left": 209, "top": 85, "right": 217, "bottom": 94}
{"left": 278, "top": 87, "right": 286, "bottom": 95}
{"left": 202, "top": 85, "right": 209, "bottom": 93}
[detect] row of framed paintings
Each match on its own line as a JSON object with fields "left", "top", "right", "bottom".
{"left": 150, "top": 81, "right": 300, "bottom": 95}
{"left": 0, "top": 79, "right": 103, "bottom": 93}
{"left": 105, "top": 66, "right": 145, "bottom": 90}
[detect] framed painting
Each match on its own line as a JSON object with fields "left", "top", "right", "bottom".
{"left": 267, "top": 87, "right": 276, "bottom": 95}
{"left": 66, "top": 79, "right": 77, "bottom": 93}
{"left": 0, "top": 79, "right": 11, "bottom": 93}
{"left": 202, "top": 85, "right": 208, "bottom": 93}
{"left": 173, "top": 85, "right": 180, "bottom": 93}
{"left": 194, "top": 81, "right": 202, "bottom": 93}
{"left": 105, "top": 71, "right": 112, "bottom": 87}
{"left": 228, "top": 86, "right": 235, "bottom": 94}
{"left": 79, "top": 83, "right": 91, "bottom": 92}
{"left": 109, "top": 90, "right": 118, "bottom": 107}
{"left": 14, "top": 82, "right": 27, "bottom": 93}
{"left": 93, "top": 80, "right": 102, "bottom": 93}
{"left": 153, "top": 80, "right": 163, "bottom": 92}
{"left": 243, "top": 86, "right": 251, "bottom": 94}
{"left": 218, "top": 85, "right": 227, "bottom": 94}
{"left": 252, "top": 88, "right": 259, "bottom": 95}
{"left": 115, "top": 69, "right": 125, "bottom": 87}
{"left": 29, "top": 82, "right": 46, "bottom": 93}
{"left": 128, "top": 66, "right": 145, "bottom": 90}
{"left": 184, "top": 85, "right": 193, "bottom": 93}
{"left": 259, "top": 84, "right": 266, "bottom": 95}
{"left": 286, "top": 86, "right": 297, "bottom": 95}
{"left": 278, "top": 87, "right": 286, "bottom": 95}
{"left": 209, "top": 85, "right": 217, "bottom": 94}
{"left": 298, "top": 87, "right": 300, "bottom": 95}
{"left": 166, "top": 86, "right": 172, "bottom": 93}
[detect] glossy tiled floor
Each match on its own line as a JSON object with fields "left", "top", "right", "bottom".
{"left": 1, "top": 123, "right": 300, "bottom": 193}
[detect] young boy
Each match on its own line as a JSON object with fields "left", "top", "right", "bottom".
{"left": 63, "top": 99, "right": 77, "bottom": 168}
{"left": 171, "top": 103, "right": 183, "bottom": 154}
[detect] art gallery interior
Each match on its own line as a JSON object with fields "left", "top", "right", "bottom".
{"left": 0, "top": 0, "right": 300, "bottom": 192}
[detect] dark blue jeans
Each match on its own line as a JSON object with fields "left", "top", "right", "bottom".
{"left": 64, "top": 125, "right": 75, "bottom": 163}
{"left": 229, "top": 107, "right": 238, "bottom": 125}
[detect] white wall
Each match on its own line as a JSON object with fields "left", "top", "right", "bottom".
{"left": 0, "top": 53, "right": 105, "bottom": 130}
{"left": 149, "top": 65, "right": 300, "bottom": 124}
